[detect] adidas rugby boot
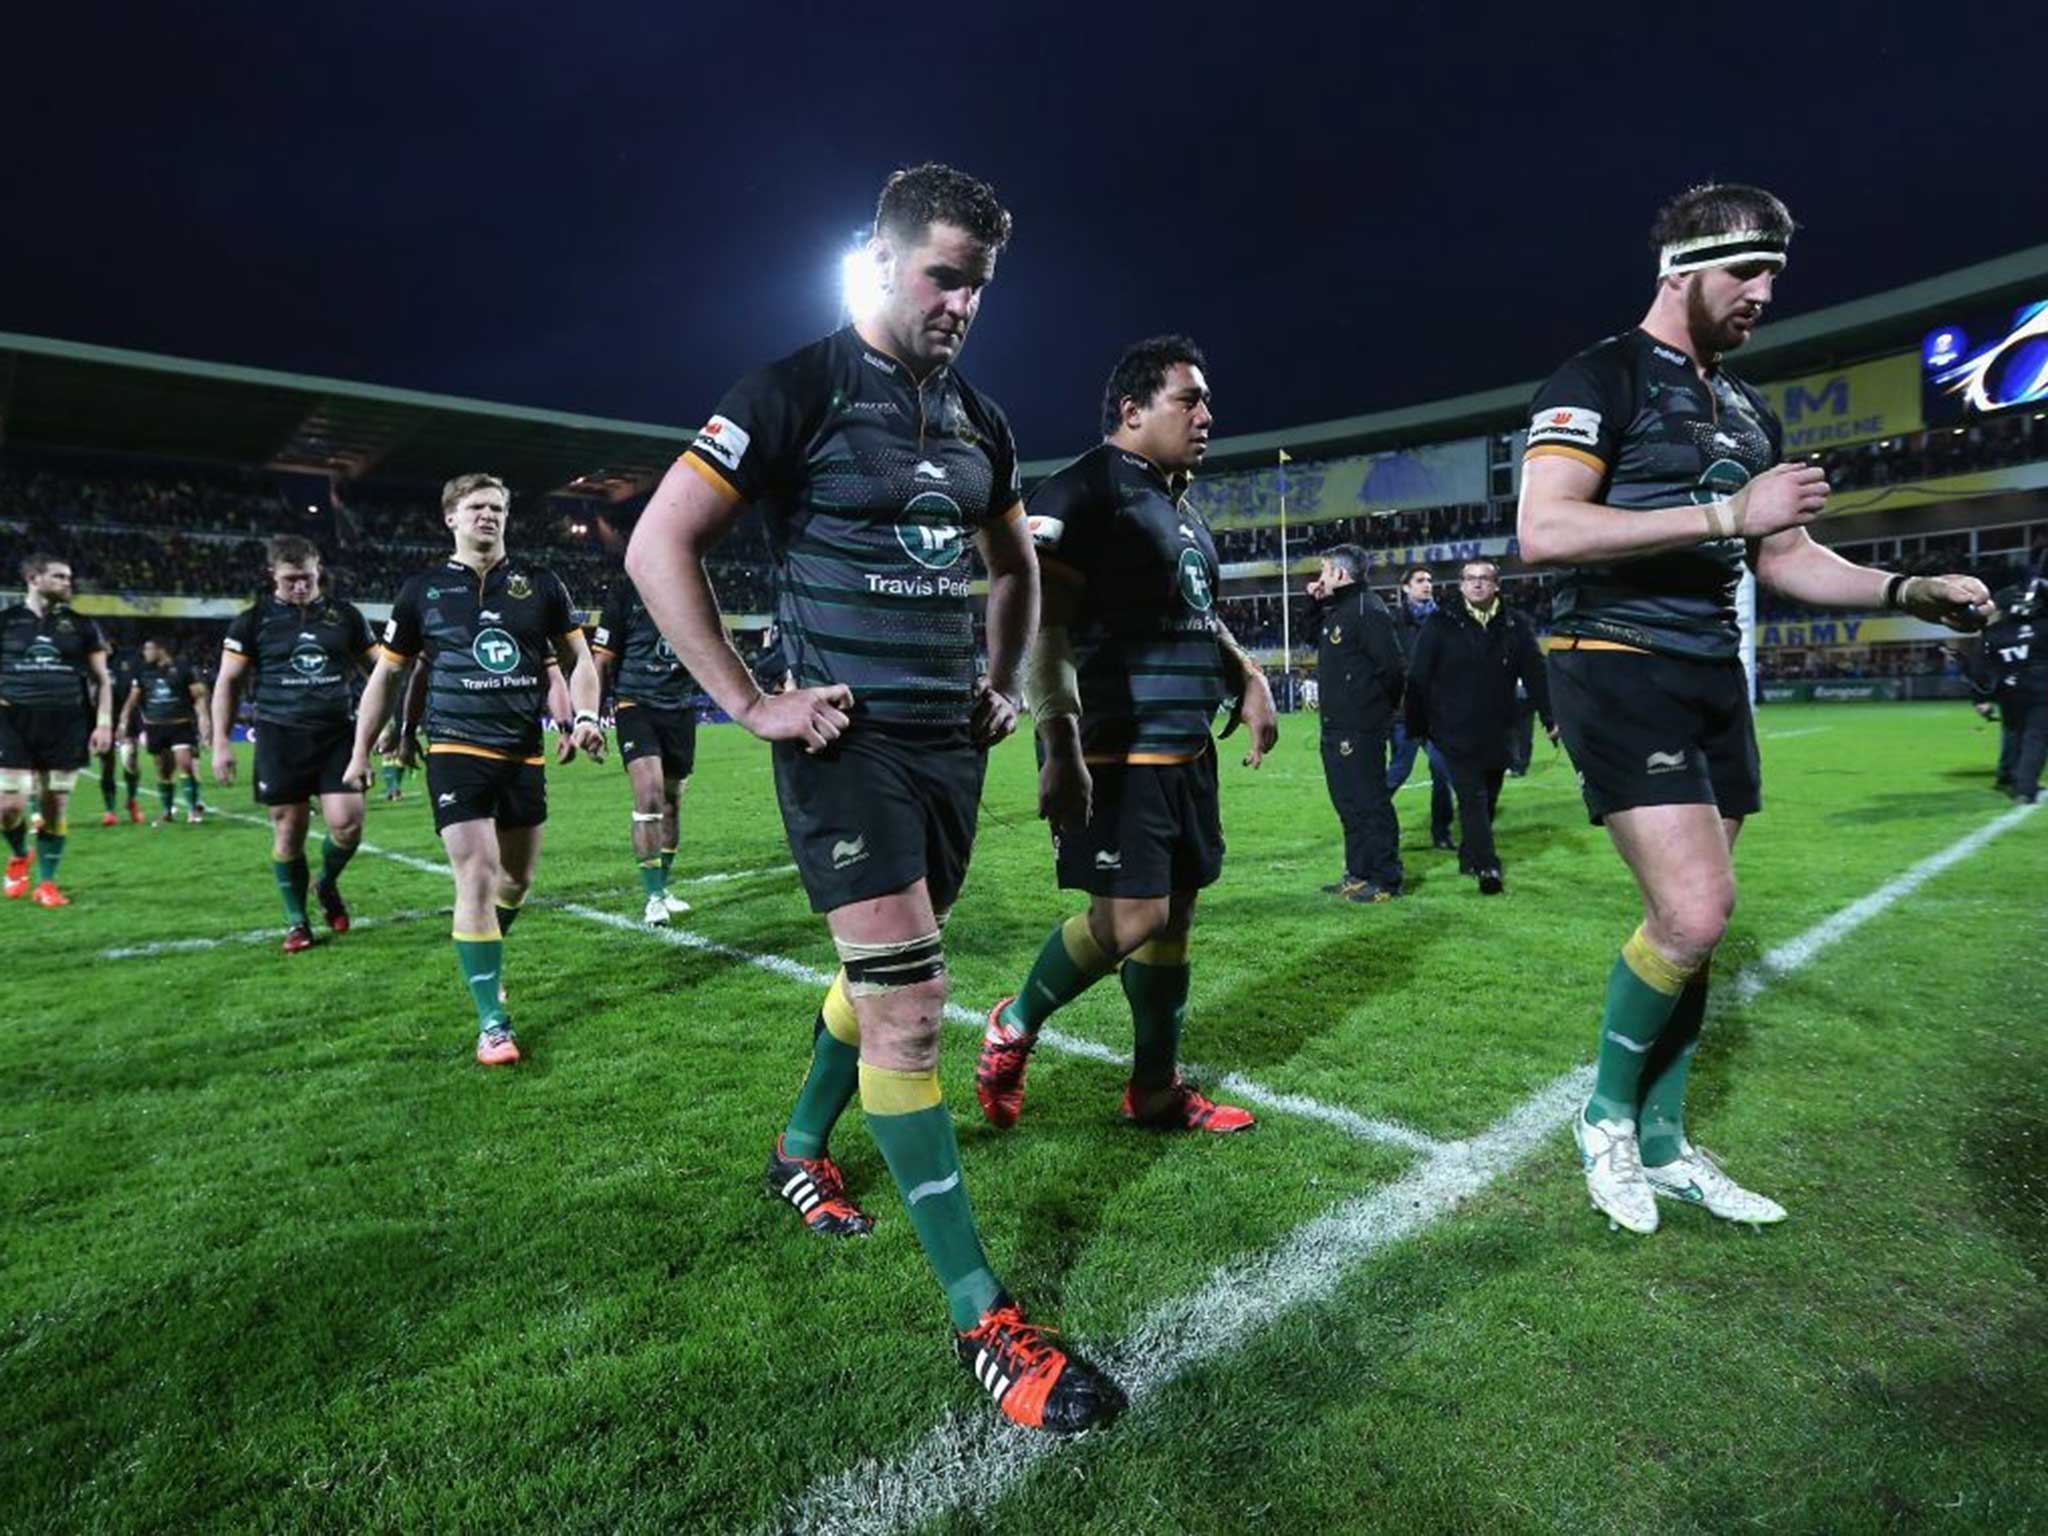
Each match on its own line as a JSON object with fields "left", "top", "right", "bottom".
{"left": 955, "top": 1296, "right": 1125, "bottom": 1433}
{"left": 764, "top": 1135, "right": 874, "bottom": 1237}
{"left": 975, "top": 997, "right": 1036, "bottom": 1130}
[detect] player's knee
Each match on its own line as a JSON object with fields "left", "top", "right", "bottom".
{"left": 837, "top": 930, "right": 947, "bottom": 1062}
{"left": 1657, "top": 889, "right": 1733, "bottom": 962}
{"left": 1095, "top": 900, "right": 1172, "bottom": 959}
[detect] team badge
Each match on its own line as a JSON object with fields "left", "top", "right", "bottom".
{"left": 1329, "top": 626, "right": 1342, "bottom": 644}
{"left": 506, "top": 573, "right": 532, "bottom": 600}
{"left": 1339, "top": 739, "right": 1353, "bottom": 757}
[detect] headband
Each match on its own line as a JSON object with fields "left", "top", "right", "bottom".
{"left": 1658, "top": 229, "right": 1789, "bottom": 278}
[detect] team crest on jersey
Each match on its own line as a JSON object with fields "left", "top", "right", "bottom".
{"left": 506, "top": 574, "right": 532, "bottom": 601}
{"left": 898, "top": 491, "right": 966, "bottom": 570}
{"left": 1176, "top": 548, "right": 1215, "bottom": 612}
{"left": 1329, "top": 626, "right": 1342, "bottom": 644}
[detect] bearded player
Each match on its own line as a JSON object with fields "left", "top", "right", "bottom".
{"left": 1518, "top": 183, "right": 1991, "bottom": 1234}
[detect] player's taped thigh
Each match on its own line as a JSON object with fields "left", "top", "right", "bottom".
{"left": 43, "top": 770, "right": 79, "bottom": 795}
{"left": 0, "top": 769, "right": 30, "bottom": 796}
{"left": 833, "top": 929, "right": 947, "bottom": 1000}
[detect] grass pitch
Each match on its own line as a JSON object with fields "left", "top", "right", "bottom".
{"left": 4, "top": 703, "right": 2043, "bottom": 1533}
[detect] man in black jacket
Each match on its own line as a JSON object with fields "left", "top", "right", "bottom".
{"left": 1976, "top": 576, "right": 2046, "bottom": 804}
{"left": 1385, "top": 567, "right": 1455, "bottom": 849}
{"left": 1308, "top": 544, "right": 1407, "bottom": 900}
{"left": 1404, "top": 560, "right": 1556, "bottom": 893}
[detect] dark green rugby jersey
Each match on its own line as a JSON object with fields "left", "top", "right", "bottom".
{"left": 222, "top": 595, "right": 377, "bottom": 728}
{"left": 135, "top": 659, "right": 202, "bottom": 725}
{"left": 0, "top": 602, "right": 106, "bottom": 709}
{"left": 1028, "top": 445, "right": 1227, "bottom": 763}
{"left": 1524, "top": 328, "right": 1783, "bottom": 660}
{"left": 590, "top": 579, "right": 699, "bottom": 712}
{"left": 681, "top": 325, "right": 1023, "bottom": 727}
{"left": 381, "top": 557, "right": 578, "bottom": 761}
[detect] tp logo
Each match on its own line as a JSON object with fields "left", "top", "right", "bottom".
{"left": 1177, "top": 547, "right": 1215, "bottom": 611}
{"left": 472, "top": 628, "right": 520, "bottom": 674}
{"left": 898, "top": 491, "right": 966, "bottom": 569}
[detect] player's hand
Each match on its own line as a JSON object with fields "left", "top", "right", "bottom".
{"left": 396, "top": 732, "right": 421, "bottom": 771}
{"left": 1038, "top": 745, "right": 1092, "bottom": 832}
{"left": 90, "top": 724, "right": 113, "bottom": 757}
{"left": 1220, "top": 673, "right": 1279, "bottom": 768}
{"left": 969, "top": 677, "right": 1020, "bottom": 747}
{"left": 1728, "top": 462, "right": 1829, "bottom": 537}
{"left": 1900, "top": 574, "right": 1994, "bottom": 633}
{"left": 211, "top": 745, "right": 236, "bottom": 785}
{"left": 341, "top": 754, "right": 371, "bottom": 793}
{"left": 372, "top": 719, "right": 398, "bottom": 756}
{"left": 741, "top": 684, "right": 854, "bottom": 753}
{"left": 572, "top": 721, "right": 607, "bottom": 762}
{"left": 1546, "top": 722, "right": 1563, "bottom": 745}
{"left": 554, "top": 731, "right": 578, "bottom": 766}
{"left": 1974, "top": 700, "right": 1996, "bottom": 720}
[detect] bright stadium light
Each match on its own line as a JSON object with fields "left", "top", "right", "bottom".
{"left": 839, "top": 233, "right": 882, "bottom": 324}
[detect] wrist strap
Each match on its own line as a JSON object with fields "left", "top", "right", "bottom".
{"left": 1882, "top": 573, "right": 1908, "bottom": 611}
{"left": 573, "top": 709, "right": 600, "bottom": 726}
{"left": 1702, "top": 502, "right": 1732, "bottom": 541}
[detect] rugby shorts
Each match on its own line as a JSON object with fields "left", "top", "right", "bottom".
{"left": 1052, "top": 745, "right": 1224, "bottom": 898}
{"left": 616, "top": 701, "right": 698, "bottom": 780}
{"left": 252, "top": 720, "right": 357, "bottom": 806}
{"left": 1547, "top": 646, "right": 1761, "bottom": 825}
{"left": 0, "top": 702, "right": 92, "bottom": 773}
{"left": 426, "top": 749, "right": 548, "bottom": 833}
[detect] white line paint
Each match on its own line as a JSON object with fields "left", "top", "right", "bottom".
{"left": 1759, "top": 726, "right": 1830, "bottom": 742}
{"left": 1731, "top": 800, "right": 2037, "bottom": 1004}
{"left": 777, "top": 801, "right": 2041, "bottom": 1536}
{"left": 96, "top": 908, "right": 439, "bottom": 960}
{"left": 561, "top": 905, "right": 1440, "bottom": 1155}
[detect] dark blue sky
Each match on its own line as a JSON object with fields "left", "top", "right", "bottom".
{"left": 4, "top": 3, "right": 2040, "bottom": 461}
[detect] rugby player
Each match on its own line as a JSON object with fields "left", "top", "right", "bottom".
{"left": 212, "top": 535, "right": 380, "bottom": 953}
{"left": 345, "top": 473, "right": 606, "bottom": 1066}
{"left": 1518, "top": 184, "right": 1991, "bottom": 1234}
{"left": 121, "top": 637, "right": 209, "bottom": 825}
{"left": 626, "top": 164, "right": 1123, "bottom": 1433}
{"left": 977, "top": 335, "right": 1272, "bottom": 1135}
{"left": 590, "top": 573, "right": 699, "bottom": 925}
{"left": 1, "top": 555, "right": 113, "bottom": 904}
{"left": 111, "top": 646, "right": 145, "bottom": 822}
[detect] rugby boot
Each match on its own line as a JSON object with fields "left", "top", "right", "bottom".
{"left": 1477, "top": 867, "right": 1504, "bottom": 895}
{"left": 1121, "top": 1076, "right": 1255, "bottom": 1133}
{"left": 642, "top": 894, "right": 670, "bottom": 927}
{"left": 1644, "top": 1141, "right": 1788, "bottom": 1225}
{"left": 101, "top": 811, "right": 118, "bottom": 827}
{"left": 955, "top": 1296, "right": 1125, "bottom": 1433}
{"left": 661, "top": 892, "right": 692, "bottom": 915}
{"left": 1345, "top": 882, "right": 1401, "bottom": 904}
{"left": 1574, "top": 1108, "right": 1658, "bottom": 1235}
{"left": 764, "top": 1135, "right": 874, "bottom": 1237}
{"left": 3, "top": 856, "right": 28, "bottom": 899}
{"left": 282, "top": 923, "right": 316, "bottom": 955}
{"left": 127, "top": 800, "right": 144, "bottom": 824}
{"left": 476, "top": 1022, "right": 521, "bottom": 1066}
{"left": 187, "top": 805, "right": 206, "bottom": 825}
{"left": 975, "top": 997, "right": 1036, "bottom": 1129}
{"left": 313, "top": 878, "right": 351, "bottom": 934}
{"left": 29, "top": 880, "right": 70, "bottom": 908}
{"left": 1320, "top": 875, "right": 1365, "bottom": 896}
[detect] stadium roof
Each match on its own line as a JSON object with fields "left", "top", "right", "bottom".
{"left": 3, "top": 242, "right": 2044, "bottom": 495}
{"left": 0, "top": 332, "right": 690, "bottom": 498}
{"left": 1129, "top": 240, "right": 2048, "bottom": 478}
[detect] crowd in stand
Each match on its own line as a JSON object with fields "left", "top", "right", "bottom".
{"left": 1212, "top": 503, "right": 1506, "bottom": 565}
{"left": 1810, "top": 414, "right": 2048, "bottom": 489}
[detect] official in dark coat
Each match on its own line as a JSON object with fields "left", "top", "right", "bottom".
{"left": 1309, "top": 544, "right": 1407, "bottom": 900}
{"left": 1403, "top": 560, "right": 1555, "bottom": 893}
{"left": 1977, "top": 577, "right": 2047, "bottom": 804}
{"left": 1385, "top": 567, "right": 1455, "bottom": 847}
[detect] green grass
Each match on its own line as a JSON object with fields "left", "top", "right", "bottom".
{"left": 4, "top": 703, "right": 2043, "bottom": 1533}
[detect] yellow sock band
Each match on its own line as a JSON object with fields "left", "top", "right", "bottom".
{"left": 1621, "top": 926, "right": 1698, "bottom": 997}
{"left": 452, "top": 927, "right": 503, "bottom": 942}
{"left": 821, "top": 970, "right": 861, "bottom": 1046}
{"left": 858, "top": 1062, "right": 942, "bottom": 1115}
{"left": 1060, "top": 913, "right": 1116, "bottom": 976}
{"left": 1129, "top": 935, "right": 1189, "bottom": 966}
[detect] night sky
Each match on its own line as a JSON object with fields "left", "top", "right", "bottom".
{"left": 4, "top": 3, "right": 2040, "bottom": 463}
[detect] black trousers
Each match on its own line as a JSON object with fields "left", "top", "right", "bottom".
{"left": 1443, "top": 753, "right": 1506, "bottom": 874}
{"left": 2010, "top": 697, "right": 2048, "bottom": 802}
{"left": 1506, "top": 699, "right": 1536, "bottom": 774}
{"left": 1322, "top": 728, "right": 1402, "bottom": 888}
{"left": 1996, "top": 706, "right": 2020, "bottom": 788}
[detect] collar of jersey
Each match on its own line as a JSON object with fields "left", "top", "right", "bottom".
{"left": 1635, "top": 326, "right": 1719, "bottom": 377}
{"left": 849, "top": 326, "right": 948, "bottom": 391}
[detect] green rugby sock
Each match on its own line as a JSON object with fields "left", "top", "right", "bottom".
{"left": 157, "top": 781, "right": 176, "bottom": 818}
{"left": 783, "top": 972, "right": 860, "bottom": 1158}
{"left": 1639, "top": 966, "right": 1711, "bottom": 1168}
{"left": 274, "top": 856, "right": 310, "bottom": 925}
{"left": 1587, "top": 927, "right": 1695, "bottom": 1127}
{"left": 1121, "top": 941, "right": 1190, "bottom": 1092}
{"left": 453, "top": 933, "right": 507, "bottom": 1027}
{"left": 2, "top": 818, "right": 25, "bottom": 858}
{"left": 100, "top": 757, "right": 118, "bottom": 811}
{"left": 123, "top": 769, "right": 140, "bottom": 800}
{"left": 861, "top": 1064, "right": 1000, "bottom": 1330}
{"left": 319, "top": 836, "right": 356, "bottom": 890}
{"left": 1003, "top": 914, "right": 1117, "bottom": 1035}
{"left": 637, "top": 856, "right": 666, "bottom": 899}
{"left": 181, "top": 774, "right": 200, "bottom": 814}
{"left": 35, "top": 829, "right": 65, "bottom": 882}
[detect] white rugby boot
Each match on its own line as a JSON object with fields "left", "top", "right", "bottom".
{"left": 1574, "top": 1107, "right": 1659, "bottom": 1235}
{"left": 1644, "top": 1141, "right": 1788, "bottom": 1224}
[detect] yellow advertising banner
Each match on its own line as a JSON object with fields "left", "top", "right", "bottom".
{"left": 1755, "top": 351, "right": 1922, "bottom": 453}
{"left": 1758, "top": 614, "right": 1957, "bottom": 649}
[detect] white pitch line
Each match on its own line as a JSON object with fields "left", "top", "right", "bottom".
{"left": 1759, "top": 726, "right": 1830, "bottom": 741}
{"left": 96, "top": 909, "right": 440, "bottom": 960}
{"left": 777, "top": 800, "right": 2041, "bottom": 1536}
{"left": 561, "top": 905, "right": 1441, "bottom": 1155}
